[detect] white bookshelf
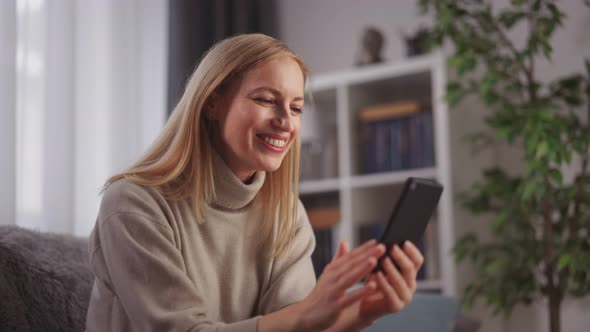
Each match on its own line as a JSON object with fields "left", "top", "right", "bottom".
{"left": 300, "top": 53, "right": 456, "bottom": 297}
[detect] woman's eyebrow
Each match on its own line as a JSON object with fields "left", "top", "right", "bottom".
{"left": 249, "top": 86, "right": 304, "bottom": 102}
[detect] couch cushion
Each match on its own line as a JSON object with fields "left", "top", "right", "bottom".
{"left": 0, "top": 225, "right": 93, "bottom": 332}
{"left": 365, "top": 292, "right": 460, "bottom": 332}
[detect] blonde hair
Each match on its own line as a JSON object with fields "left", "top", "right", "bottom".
{"left": 105, "top": 33, "right": 309, "bottom": 258}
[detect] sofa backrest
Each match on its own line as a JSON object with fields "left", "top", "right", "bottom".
{"left": 0, "top": 225, "right": 93, "bottom": 332}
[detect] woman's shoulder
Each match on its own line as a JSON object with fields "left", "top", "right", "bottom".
{"left": 99, "top": 178, "right": 169, "bottom": 222}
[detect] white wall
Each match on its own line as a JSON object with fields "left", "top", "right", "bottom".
{"left": 279, "top": 0, "right": 432, "bottom": 74}
{"left": 278, "top": 1, "right": 590, "bottom": 332}
{"left": 0, "top": 0, "right": 17, "bottom": 226}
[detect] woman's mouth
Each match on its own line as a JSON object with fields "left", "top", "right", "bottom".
{"left": 256, "top": 134, "right": 288, "bottom": 152}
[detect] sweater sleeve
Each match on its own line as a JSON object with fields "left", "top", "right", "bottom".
{"left": 88, "top": 183, "right": 259, "bottom": 332}
{"left": 257, "top": 199, "right": 317, "bottom": 314}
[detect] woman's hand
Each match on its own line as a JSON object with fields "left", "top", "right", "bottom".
{"left": 297, "top": 240, "right": 385, "bottom": 331}
{"left": 357, "top": 241, "right": 424, "bottom": 324}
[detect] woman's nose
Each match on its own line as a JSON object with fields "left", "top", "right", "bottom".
{"left": 273, "top": 107, "right": 295, "bottom": 132}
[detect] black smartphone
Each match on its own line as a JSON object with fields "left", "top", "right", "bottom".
{"left": 374, "top": 177, "right": 443, "bottom": 272}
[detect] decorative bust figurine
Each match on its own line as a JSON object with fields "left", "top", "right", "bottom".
{"left": 355, "top": 27, "right": 385, "bottom": 66}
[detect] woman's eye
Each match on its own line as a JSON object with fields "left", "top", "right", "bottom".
{"left": 256, "top": 97, "right": 274, "bottom": 104}
{"left": 291, "top": 107, "right": 303, "bottom": 114}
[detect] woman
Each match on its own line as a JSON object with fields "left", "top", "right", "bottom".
{"left": 85, "top": 33, "right": 424, "bottom": 332}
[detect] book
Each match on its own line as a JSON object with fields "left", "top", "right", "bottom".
{"left": 358, "top": 106, "right": 435, "bottom": 174}
{"left": 358, "top": 221, "right": 386, "bottom": 244}
{"left": 357, "top": 100, "right": 421, "bottom": 122}
{"left": 307, "top": 208, "right": 340, "bottom": 230}
{"left": 311, "top": 228, "right": 333, "bottom": 277}
{"left": 309, "top": 209, "right": 338, "bottom": 277}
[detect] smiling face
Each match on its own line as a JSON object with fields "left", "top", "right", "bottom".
{"left": 209, "top": 56, "right": 305, "bottom": 183}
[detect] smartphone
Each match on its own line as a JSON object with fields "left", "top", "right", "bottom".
{"left": 375, "top": 177, "right": 443, "bottom": 272}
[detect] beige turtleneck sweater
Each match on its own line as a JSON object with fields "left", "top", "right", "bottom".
{"left": 85, "top": 154, "right": 316, "bottom": 332}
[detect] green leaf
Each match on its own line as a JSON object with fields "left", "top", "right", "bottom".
{"left": 558, "top": 254, "right": 573, "bottom": 270}
{"left": 449, "top": 55, "right": 463, "bottom": 69}
{"left": 535, "top": 141, "right": 549, "bottom": 159}
{"left": 585, "top": 58, "right": 590, "bottom": 76}
{"left": 550, "top": 74, "right": 585, "bottom": 106}
{"left": 453, "top": 234, "right": 478, "bottom": 255}
{"left": 541, "top": 39, "right": 552, "bottom": 60}
{"left": 440, "top": 4, "right": 452, "bottom": 30}
{"left": 522, "top": 180, "right": 537, "bottom": 200}
{"left": 493, "top": 209, "right": 512, "bottom": 233}
{"left": 498, "top": 11, "right": 526, "bottom": 29}
{"left": 546, "top": 3, "right": 563, "bottom": 26}
{"left": 538, "top": 108, "right": 553, "bottom": 121}
{"left": 446, "top": 81, "right": 465, "bottom": 106}
{"left": 449, "top": 52, "right": 477, "bottom": 75}
{"left": 460, "top": 57, "right": 477, "bottom": 75}
{"left": 548, "top": 169, "right": 563, "bottom": 184}
{"left": 485, "top": 257, "right": 510, "bottom": 276}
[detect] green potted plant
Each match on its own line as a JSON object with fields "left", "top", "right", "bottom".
{"left": 418, "top": 1, "right": 590, "bottom": 332}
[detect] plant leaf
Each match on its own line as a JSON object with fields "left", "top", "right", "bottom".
{"left": 535, "top": 141, "right": 549, "bottom": 159}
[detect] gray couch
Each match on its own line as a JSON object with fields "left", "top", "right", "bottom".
{"left": 0, "top": 225, "right": 480, "bottom": 332}
{"left": 0, "top": 225, "right": 93, "bottom": 332}
{"left": 366, "top": 293, "right": 480, "bottom": 332}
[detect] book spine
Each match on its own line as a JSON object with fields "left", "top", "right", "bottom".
{"left": 317, "top": 229, "right": 334, "bottom": 277}
{"left": 423, "top": 111, "right": 435, "bottom": 167}
{"left": 417, "top": 111, "right": 425, "bottom": 168}
{"left": 408, "top": 115, "right": 419, "bottom": 169}
{"left": 359, "top": 107, "right": 435, "bottom": 174}
{"left": 364, "top": 121, "right": 377, "bottom": 173}
{"left": 375, "top": 121, "right": 387, "bottom": 173}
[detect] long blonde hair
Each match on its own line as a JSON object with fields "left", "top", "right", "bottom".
{"left": 105, "top": 34, "right": 308, "bottom": 258}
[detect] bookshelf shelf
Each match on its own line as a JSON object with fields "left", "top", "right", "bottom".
{"left": 309, "top": 53, "right": 437, "bottom": 91}
{"left": 349, "top": 167, "right": 437, "bottom": 189}
{"left": 300, "top": 52, "right": 456, "bottom": 297}
{"left": 299, "top": 178, "right": 340, "bottom": 195}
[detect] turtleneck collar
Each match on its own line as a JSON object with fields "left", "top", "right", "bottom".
{"left": 211, "top": 149, "right": 266, "bottom": 210}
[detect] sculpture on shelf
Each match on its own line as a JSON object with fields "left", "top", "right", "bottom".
{"left": 355, "top": 26, "right": 385, "bottom": 66}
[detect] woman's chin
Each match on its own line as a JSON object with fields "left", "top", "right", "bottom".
{"left": 259, "top": 158, "right": 284, "bottom": 173}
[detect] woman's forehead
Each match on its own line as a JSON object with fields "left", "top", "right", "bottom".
{"left": 237, "top": 57, "right": 305, "bottom": 94}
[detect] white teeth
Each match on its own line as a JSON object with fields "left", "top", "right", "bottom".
{"left": 263, "top": 136, "right": 286, "bottom": 148}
